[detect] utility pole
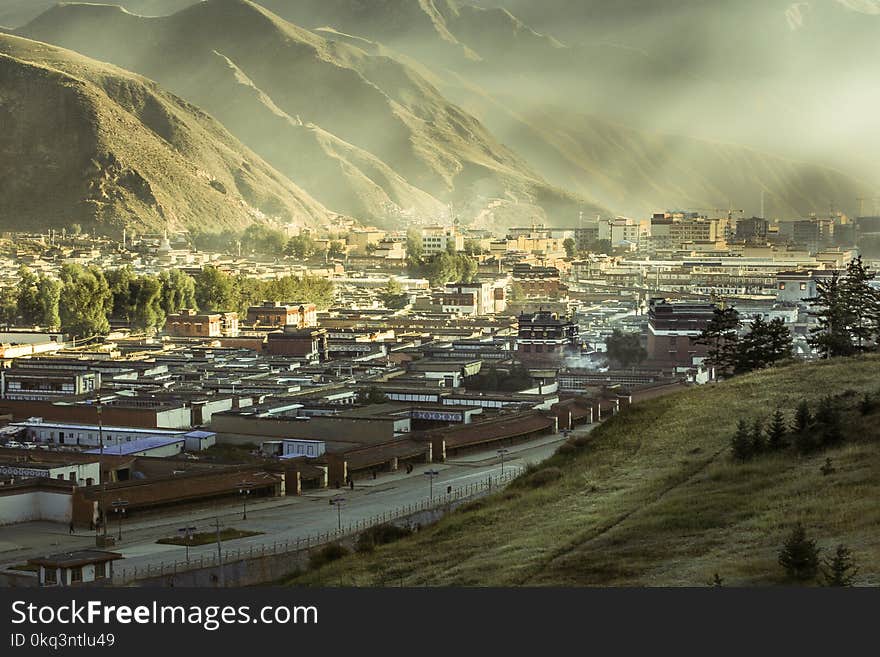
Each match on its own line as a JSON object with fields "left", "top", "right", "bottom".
{"left": 215, "top": 516, "right": 225, "bottom": 587}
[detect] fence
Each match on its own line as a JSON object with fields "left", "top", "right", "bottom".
{"left": 112, "top": 468, "right": 521, "bottom": 585}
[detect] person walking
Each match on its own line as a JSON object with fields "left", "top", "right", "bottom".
{"left": 68, "top": 521, "right": 75, "bottom": 535}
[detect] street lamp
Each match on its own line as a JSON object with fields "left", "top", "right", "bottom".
{"left": 423, "top": 469, "right": 440, "bottom": 501}
{"left": 177, "top": 525, "right": 196, "bottom": 561}
{"left": 330, "top": 497, "right": 345, "bottom": 530}
{"left": 111, "top": 499, "right": 128, "bottom": 541}
{"left": 497, "top": 448, "right": 510, "bottom": 476}
{"left": 238, "top": 485, "right": 253, "bottom": 521}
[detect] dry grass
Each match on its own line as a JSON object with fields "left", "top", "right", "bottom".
{"left": 287, "top": 355, "right": 880, "bottom": 587}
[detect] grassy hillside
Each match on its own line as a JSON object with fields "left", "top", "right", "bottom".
{"left": 290, "top": 356, "right": 880, "bottom": 586}
{"left": 0, "top": 32, "right": 331, "bottom": 234}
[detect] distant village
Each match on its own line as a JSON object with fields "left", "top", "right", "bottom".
{"left": 1, "top": 207, "right": 879, "bottom": 587}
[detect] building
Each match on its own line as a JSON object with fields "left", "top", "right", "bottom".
{"left": 735, "top": 217, "right": 770, "bottom": 243}
{"left": 10, "top": 420, "right": 216, "bottom": 451}
{"left": 266, "top": 326, "right": 329, "bottom": 360}
{"left": 431, "top": 282, "right": 494, "bottom": 316}
{"left": 421, "top": 225, "right": 464, "bottom": 255}
{"left": 166, "top": 310, "right": 239, "bottom": 338}
{"left": 646, "top": 298, "right": 715, "bottom": 367}
{"left": 512, "top": 264, "right": 566, "bottom": 298}
{"left": 0, "top": 455, "right": 101, "bottom": 486}
{"left": 0, "top": 368, "right": 99, "bottom": 401}
{"left": 347, "top": 228, "right": 386, "bottom": 254}
{"left": 599, "top": 217, "right": 642, "bottom": 247}
{"left": 776, "top": 270, "right": 838, "bottom": 305}
{"left": 246, "top": 302, "right": 317, "bottom": 328}
{"left": 29, "top": 550, "right": 123, "bottom": 587}
{"left": 515, "top": 310, "right": 580, "bottom": 366}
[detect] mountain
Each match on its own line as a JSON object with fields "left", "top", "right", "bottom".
{"left": 0, "top": 0, "right": 194, "bottom": 28}
{"left": 0, "top": 32, "right": 331, "bottom": 234}
{"left": 18, "top": 0, "right": 598, "bottom": 227}
{"left": 252, "top": 0, "right": 877, "bottom": 218}
{"left": 288, "top": 356, "right": 880, "bottom": 586}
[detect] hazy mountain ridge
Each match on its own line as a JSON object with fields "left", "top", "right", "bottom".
{"left": 18, "top": 0, "right": 599, "bottom": 227}
{"left": 0, "top": 32, "right": 331, "bottom": 234}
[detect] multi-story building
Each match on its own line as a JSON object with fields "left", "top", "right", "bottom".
{"left": 347, "top": 228, "right": 386, "bottom": 254}
{"left": 421, "top": 225, "right": 464, "bottom": 255}
{"left": 775, "top": 269, "right": 838, "bottom": 306}
{"left": 266, "top": 326, "right": 329, "bottom": 360}
{"left": 735, "top": 217, "right": 770, "bottom": 243}
{"left": 0, "top": 368, "right": 99, "bottom": 401}
{"left": 646, "top": 298, "right": 715, "bottom": 367}
{"left": 246, "top": 302, "right": 317, "bottom": 328}
{"left": 166, "top": 310, "right": 239, "bottom": 338}
{"left": 432, "top": 282, "right": 494, "bottom": 316}
{"left": 515, "top": 310, "right": 580, "bottom": 366}
{"left": 599, "top": 217, "right": 643, "bottom": 247}
{"left": 512, "top": 264, "right": 567, "bottom": 298}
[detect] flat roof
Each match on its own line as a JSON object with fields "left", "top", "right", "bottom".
{"left": 85, "top": 436, "right": 185, "bottom": 455}
{"left": 29, "top": 550, "right": 123, "bottom": 568}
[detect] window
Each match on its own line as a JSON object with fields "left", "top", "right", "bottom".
{"left": 68, "top": 472, "right": 76, "bottom": 481}
{"left": 44, "top": 568, "right": 57, "bottom": 585}
{"left": 86, "top": 478, "right": 94, "bottom": 486}
{"left": 71, "top": 567, "right": 82, "bottom": 583}
{"left": 95, "top": 562, "right": 106, "bottom": 579}
{"left": 800, "top": 282, "right": 807, "bottom": 291}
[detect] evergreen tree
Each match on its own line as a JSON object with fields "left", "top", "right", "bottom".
{"left": 778, "top": 523, "right": 820, "bottom": 582}
{"left": 731, "top": 419, "right": 753, "bottom": 462}
{"left": 820, "top": 458, "right": 836, "bottom": 476}
{"left": 814, "top": 396, "right": 843, "bottom": 447}
{"left": 750, "top": 417, "right": 766, "bottom": 455}
{"left": 709, "top": 573, "right": 724, "bottom": 587}
{"left": 58, "top": 264, "right": 112, "bottom": 338}
{"left": 693, "top": 306, "right": 740, "bottom": 376}
{"left": 821, "top": 545, "right": 858, "bottom": 587}
{"left": 807, "top": 271, "right": 855, "bottom": 358}
{"left": 766, "top": 409, "right": 788, "bottom": 451}
{"left": 563, "top": 238, "right": 576, "bottom": 259}
{"left": 605, "top": 329, "right": 647, "bottom": 369}
{"left": 735, "top": 316, "right": 793, "bottom": 374}
{"left": 859, "top": 393, "right": 876, "bottom": 416}
{"left": 792, "top": 399, "right": 816, "bottom": 454}
{"left": 0, "top": 286, "right": 17, "bottom": 327}
{"left": 840, "top": 256, "right": 880, "bottom": 352}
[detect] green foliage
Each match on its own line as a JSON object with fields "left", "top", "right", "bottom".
{"left": 158, "top": 269, "right": 196, "bottom": 315}
{"left": 517, "top": 466, "right": 563, "bottom": 489}
{"left": 734, "top": 316, "right": 793, "bottom": 374}
{"left": 308, "top": 543, "right": 349, "bottom": 570}
{"left": 563, "top": 237, "right": 576, "bottom": 259}
{"left": 463, "top": 239, "right": 485, "bottom": 256}
{"left": 693, "top": 306, "right": 740, "bottom": 375}
{"left": 327, "top": 241, "right": 346, "bottom": 259}
{"left": 814, "top": 396, "right": 843, "bottom": 448}
{"left": 778, "top": 523, "right": 820, "bottom": 582}
{"left": 0, "top": 287, "right": 17, "bottom": 326}
{"left": 409, "top": 252, "right": 478, "bottom": 286}
{"left": 377, "top": 279, "right": 408, "bottom": 310}
{"left": 355, "top": 524, "right": 412, "bottom": 553}
{"left": 241, "top": 224, "right": 287, "bottom": 256}
{"left": 750, "top": 418, "right": 766, "bottom": 455}
{"left": 356, "top": 387, "right": 389, "bottom": 404}
{"left": 194, "top": 265, "right": 237, "bottom": 312}
{"left": 59, "top": 264, "right": 112, "bottom": 338}
{"left": 285, "top": 233, "right": 319, "bottom": 259}
{"left": 605, "top": 329, "right": 647, "bottom": 369}
{"left": 466, "top": 364, "right": 533, "bottom": 392}
{"left": 730, "top": 418, "right": 753, "bottom": 462}
{"left": 766, "top": 409, "right": 788, "bottom": 451}
{"left": 821, "top": 545, "right": 858, "bottom": 586}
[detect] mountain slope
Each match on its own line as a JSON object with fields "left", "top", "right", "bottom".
{"left": 290, "top": 356, "right": 880, "bottom": 586}
{"left": 0, "top": 33, "right": 331, "bottom": 234}
{"left": 19, "top": 0, "right": 600, "bottom": 225}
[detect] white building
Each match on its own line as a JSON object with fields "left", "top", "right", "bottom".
{"left": 421, "top": 225, "right": 464, "bottom": 255}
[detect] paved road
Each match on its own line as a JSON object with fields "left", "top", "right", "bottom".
{"left": 1, "top": 427, "right": 591, "bottom": 573}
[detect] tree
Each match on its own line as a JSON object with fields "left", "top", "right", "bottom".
{"left": 59, "top": 264, "right": 112, "bottom": 338}
{"left": 158, "top": 269, "right": 197, "bottom": 314}
{"left": 605, "top": 329, "right": 647, "bottom": 369}
{"left": 463, "top": 239, "right": 484, "bottom": 256}
{"left": 731, "top": 419, "right": 753, "bottom": 462}
{"left": 15, "top": 266, "right": 41, "bottom": 325}
{"left": 750, "top": 418, "right": 766, "bottom": 455}
{"left": 405, "top": 228, "right": 423, "bottom": 263}
{"left": 35, "top": 277, "right": 61, "bottom": 330}
{"left": 778, "top": 523, "right": 820, "bottom": 582}
{"left": 693, "top": 306, "right": 740, "bottom": 375}
{"left": 734, "top": 315, "right": 793, "bottom": 375}
{"left": 814, "top": 396, "right": 843, "bottom": 448}
{"left": 808, "top": 271, "right": 855, "bottom": 358}
{"left": 766, "top": 409, "right": 788, "bottom": 451}
{"left": 327, "top": 241, "right": 346, "bottom": 259}
{"left": 241, "top": 224, "right": 287, "bottom": 256}
{"left": 840, "top": 256, "right": 880, "bottom": 352}
{"left": 128, "top": 275, "right": 165, "bottom": 332}
{"left": 378, "top": 279, "right": 408, "bottom": 310}
{"left": 194, "top": 266, "right": 237, "bottom": 312}
{"left": 821, "top": 545, "right": 858, "bottom": 587}
{"left": 0, "top": 286, "right": 18, "bottom": 326}
{"left": 285, "top": 233, "right": 318, "bottom": 259}
{"left": 792, "top": 399, "right": 816, "bottom": 454}
{"left": 356, "top": 387, "right": 388, "bottom": 404}
{"left": 563, "top": 237, "right": 576, "bottom": 259}
{"left": 709, "top": 573, "right": 724, "bottom": 587}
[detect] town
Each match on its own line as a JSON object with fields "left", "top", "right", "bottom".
{"left": 0, "top": 206, "right": 878, "bottom": 587}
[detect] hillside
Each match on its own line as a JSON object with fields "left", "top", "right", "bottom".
{"left": 290, "top": 356, "right": 880, "bottom": 586}
{"left": 0, "top": 32, "right": 332, "bottom": 234}
{"left": 18, "top": 0, "right": 599, "bottom": 227}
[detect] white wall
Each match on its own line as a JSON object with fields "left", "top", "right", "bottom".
{"left": 0, "top": 491, "right": 71, "bottom": 525}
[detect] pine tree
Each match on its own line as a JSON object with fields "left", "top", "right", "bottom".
{"left": 815, "top": 396, "right": 843, "bottom": 448}
{"left": 750, "top": 418, "right": 766, "bottom": 455}
{"left": 859, "top": 393, "right": 875, "bottom": 416}
{"left": 693, "top": 306, "right": 740, "bottom": 376}
{"left": 778, "top": 523, "right": 821, "bottom": 582}
{"left": 731, "top": 419, "right": 753, "bottom": 462}
{"left": 840, "top": 256, "right": 880, "bottom": 352}
{"left": 820, "top": 458, "right": 835, "bottom": 476}
{"left": 709, "top": 573, "right": 724, "bottom": 587}
{"left": 792, "top": 400, "right": 816, "bottom": 454}
{"left": 766, "top": 409, "right": 788, "bottom": 451}
{"left": 821, "top": 545, "right": 859, "bottom": 587}
{"left": 807, "top": 271, "right": 855, "bottom": 358}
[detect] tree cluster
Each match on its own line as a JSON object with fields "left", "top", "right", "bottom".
{"left": 694, "top": 307, "right": 793, "bottom": 377}
{"left": 194, "top": 266, "right": 335, "bottom": 316}
{"left": 808, "top": 257, "right": 880, "bottom": 358}
{"left": 778, "top": 524, "right": 859, "bottom": 586}
{"left": 466, "top": 364, "right": 534, "bottom": 392}
{"left": 604, "top": 329, "right": 647, "bottom": 369}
